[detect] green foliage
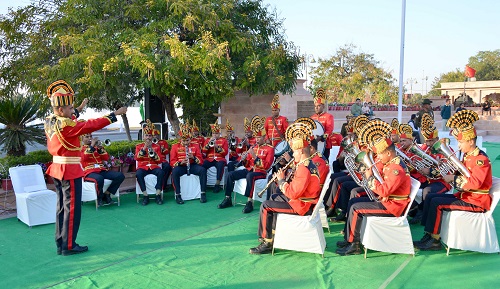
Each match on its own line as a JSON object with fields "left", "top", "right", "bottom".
{"left": 0, "top": 94, "right": 47, "bottom": 156}
{"left": 309, "top": 44, "right": 398, "bottom": 104}
{"left": 428, "top": 69, "right": 468, "bottom": 97}
{"left": 468, "top": 50, "right": 500, "bottom": 81}
{"left": 0, "top": 149, "right": 52, "bottom": 178}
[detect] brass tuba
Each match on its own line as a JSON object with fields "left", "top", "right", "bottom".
{"left": 408, "top": 142, "right": 439, "bottom": 170}
{"left": 432, "top": 138, "right": 471, "bottom": 178}
{"left": 395, "top": 146, "right": 416, "bottom": 171}
{"left": 354, "top": 150, "right": 383, "bottom": 202}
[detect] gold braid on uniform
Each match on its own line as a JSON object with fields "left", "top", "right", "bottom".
{"left": 359, "top": 119, "right": 392, "bottom": 149}
{"left": 49, "top": 116, "right": 81, "bottom": 151}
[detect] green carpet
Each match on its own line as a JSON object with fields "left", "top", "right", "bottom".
{"left": 0, "top": 143, "right": 499, "bottom": 289}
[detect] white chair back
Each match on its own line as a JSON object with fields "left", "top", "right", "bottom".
{"left": 9, "top": 165, "right": 47, "bottom": 193}
{"left": 402, "top": 178, "right": 421, "bottom": 218}
{"left": 310, "top": 170, "right": 332, "bottom": 220}
{"left": 485, "top": 177, "right": 500, "bottom": 217}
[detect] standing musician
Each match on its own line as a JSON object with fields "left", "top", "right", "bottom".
{"left": 44, "top": 79, "right": 127, "bottom": 256}
{"left": 135, "top": 120, "right": 164, "bottom": 206}
{"left": 202, "top": 120, "right": 229, "bottom": 193}
{"left": 249, "top": 122, "right": 320, "bottom": 255}
{"left": 414, "top": 109, "right": 492, "bottom": 251}
{"left": 218, "top": 116, "right": 274, "bottom": 213}
{"left": 170, "top": 124, "right": 208, "bottom": 204}
{"left": 228, "top": 117, "right": 257, "bottom": 172}
{"left": 409, "top": 114, "right": 452, "bottom": 224}
{"left": 157, "top": 133, "right": 172, "bottom": 192}
{"left": 310, "top": 87, "right": 334, "bottom": 161}
{"left": 264, "top": 94, "right": 288, "bottom": 148}
{"left": 336, "top": 120, "right": 411, "bottom": 256}
{"left": 81, "top": 133, "right": 125, "bottom": 206}
{"left": 190, "top": 119, "right": 205, "bottom": 150}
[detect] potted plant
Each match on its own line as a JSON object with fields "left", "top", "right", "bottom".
{"left": 0, "top": 163, "right": 12, "bottom": 191}
{"left": 120, "top": 152, "right": 135, "bottom": 173}
{"left": 104, "top": 156, "right": 123, "bottom": 172}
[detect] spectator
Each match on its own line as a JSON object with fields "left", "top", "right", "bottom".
{"left": 415, "top": 98, "right": 434, "bottom": 129}
{"left": 455, "top": 102, "right": 466, "bottom": 113}
{"left": 350, "top": 98, "right": 362, "bottom": 116}
{"left": 408, "top": 114, "right": 421, "bottom": 144}
{"left": 482, "top": 100, "right": 492, "bottom": 116}
{"left": 362, "top": 102, "right": 371, "bottom": 116}
{"left": 440, "top": 99, "right": 452, "bottom": 131}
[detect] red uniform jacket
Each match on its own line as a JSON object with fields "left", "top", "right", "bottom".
{"left": 311, "top": 112, "right": 334, "bottom": 149}
{"left": 135, "top": 143, "right": 162, "bottom": 170}
{"left": 245, "top": 144, "right": 274, "bottom": 174}
{"left": 227, "top": 136, "right": 240, "bottom": 161}
{"left": 329, "top": 132, "right": 343, "bottom": 158}
{"left": 368, "top": 157, "right": 411, "bottom": 217}
{"left": 191, "top": 135, "right": 205, "bottom": 150}
{"left": 80, "top": 145, "right": 109, "bottom": 176}
{"left": 45, "top": 114, "right": 115, "bottom": 180}
{"left": 235, "top": 137, "right": 258, "bottom": 161}
{"left": 311, "top": 152, "right": 330, "bottom": 187}
{"left": 454, "top": 147, "right": 492, "bottom": 210}
{"left": 264, "top": 116, "right": 288, "bottom": 147}
{"left": 420, "top": 143, "right": 451, "bottom": 191}
{"left": 157, "top": 139, "right": 170, "bottom": 163}
{"left": 202, "top": 137, "right": 228, "bottom": 162}
{"left": 170, "top": 143, "right": 203, "bottom": 167}
{"left": 279, "top": 159, "right": 321, "bottom": 216}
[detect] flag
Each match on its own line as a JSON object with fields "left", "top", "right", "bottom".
{"left": 465, "top": 65, "right": 476, "bottom": 78}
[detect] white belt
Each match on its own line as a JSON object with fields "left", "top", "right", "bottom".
{"left": 53, "top": 156, "right": 81, "bottom": 164}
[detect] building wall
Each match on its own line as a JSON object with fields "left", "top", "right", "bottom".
{"left": 440, "top": 80, "right": 500, "bottom": 103}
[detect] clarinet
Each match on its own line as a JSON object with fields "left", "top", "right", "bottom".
{"left": 185, "top": 145, "right": 191, "bottom": 176}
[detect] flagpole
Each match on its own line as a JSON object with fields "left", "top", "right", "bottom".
{"left": 397, "top": 0, "right": 406, "bottom": 123}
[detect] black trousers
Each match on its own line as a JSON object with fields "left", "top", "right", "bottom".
{"left": 224, "top": 169, "right": 266, "bottom": 198}
{"left": 172, "top": 164, "right": 207, "bottom": 195}
{"left": 84, "top": 170, "right": 125, "bottom": 197}
{"left": 54, "top": 177, "right": 82, "bottom": 251}
{"left": 202, "top": 159, "right": 226, "bottom": 181}
{"left": 161, "top": 162, "right": 172, "bottom": 190}
{"left": 136, "top": 167, "right": 164, "bottom": 192}
{"left": 324, "top": 174, "right": 352, "bottom": 208}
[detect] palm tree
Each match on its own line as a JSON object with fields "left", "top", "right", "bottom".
{"left": 0, "top": 94, "right": 47, "bottom": 156}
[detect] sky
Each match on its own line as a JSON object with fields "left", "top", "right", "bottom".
{"left": 1, "top": 0, "right": 499, "bottom": 95}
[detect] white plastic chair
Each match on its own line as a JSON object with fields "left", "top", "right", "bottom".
{"left": 135, "top": 174, "right": 163, "bottom": 203}
{"left": 233, "top": 168, "right": 271, "bottom": 204}
{"left": 440, "top": 176, "right": 500, "bottom": 255}
{"left": 82, "top": 179, "right": 120, "bottom": 210}
{"left": 360, "top": 178, "right": 420, "bottom": 258}
{"left": 9, "top": 165, "right": 57, "bottom": 227}
{"left": 272, "top": 171, "right": 332, "bottom": 257}
{"left": 329, "top": 146, "right": 340, "bottom": 171}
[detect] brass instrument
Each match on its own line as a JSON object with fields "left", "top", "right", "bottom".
{"left": 257, "top": 159, "right": 294, "bottom": 198}
{"left": 432, "top": 138, "right": 471, "bottom": 178}
{"left": 408, "top": 143, "right": 439, "bottom": 170}
{"left": 355, "top": 151, "right": 383, "bottom": 202}
{"left": 237, "top": 137, "right": 248, "bottom": 149}
{"left": 148, "top": 147, "right": 156, "bottom": 158}
{"left": 395, "top": 146, "right": 416, "bottom": 171}
{"left": 208, "top": 138, "right": 216, "bottom": 148}
{"left": 229, "top": 137, "right": 237, "bottom": 148}
{"left": 152, "top": 137, "right": 159, "bottom": 144}
{"left": 96, "top": 139, "right": 111, "bottom": 147}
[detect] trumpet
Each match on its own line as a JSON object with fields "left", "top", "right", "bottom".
{"left": 152, "top": 137, "right": 159, "bottom": 144}
{"left": 148, "top": 147, "right": 156, "bottom": 158}
{"left": 432, "top": 138, "right": 471, "bottom": 178}
{"left": 257, "top": 159, "right": 295, "bottom": 198}
{"left": 208, "top": 138, "right": 216, "bottom": 148}
{"left": 237, "top": 137, "right": 248, "bottom": 149}
{"left": 95, "top": 139, "right": 111, "bottom": 147}
{"left": 229, "top": 137, "right": 237, "bottom": 148}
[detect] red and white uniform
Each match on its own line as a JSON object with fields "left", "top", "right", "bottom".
{"left": 80, "top": 145, "right": 109, "bottom": 176}
{"left": 202, "top": 137, "right": 228, "bottom": 163}
{"left": 135, "top": 143, "right": 162, "bottom": 171}
{"left": 170, "top": 143, "right": 203, "bottom": 167}
{"left": 264, "top": 116, "right": 288, "bottom": 147}
{"left": 311, "top": 112, "right": 334, "bottom": 149}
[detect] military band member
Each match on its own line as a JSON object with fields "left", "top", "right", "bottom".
{"left": 225, "top": 119, "right": 239, "bottom": 162}
{"left": 414, "top": 110, "right": 492, "bottom": 251}
{"left": 264, "top": 94, "right": 288, "bottom": 147}
{"left": 44, "top": 80, "right": 127, "bottom": 255}
{"left": 249, "top": 122, "right": 321, "bottom": 254}
{"left": 311, "top": 88, "right": 334, "bottom": 161}
{"left": 136, "top": 120, "right": 164, "bottom": 205}
{"left": 157, "top": 136, "right": 172, "bottom": 191}
{"left": 336, "top": 120, "right": 411, "bottom": 256}
{"left": 310, "top": 139, "right": 329, "bottom": 187}
{"left": 202, "top": 120, "right": 229, "bottom": 193}
{"left": 170, "top": 124, "right": 208, "bottom": 204}
{"left": 81, "top": 133, "right": 125, "bottom": 206}
{"left": 228, "top": 117, "right": 257, "bottom": 172}
{"left": 397, "top": 125, "right": 428, "bottom": 188}
{"left": 190, "top": 119, "right": 205, "bottom": 150}
{"left": 390, "top": 118, "right": 400, "bottom": 144}
{"left": 218, "top": 116, "right": 274, "bottom": 213}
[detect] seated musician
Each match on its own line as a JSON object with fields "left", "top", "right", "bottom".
{"left": 157, "top": 134, "right": 172, "bottom": 192}
{"left": 135, "top": 120, "right": 164, "bottom": 205}
{"left": 311, "top": 88, "right": 334, "bottom": 160}
{"left": 310, "top": 139, "right": 330, "bottom": 187}
{"left": 190, "top": 119, "right": 205, "bottom": 150}
{"left": 202, "top": 121, "right": 228, "bottom": 193}
{"left": 249, "top": 122, "right": 320, "bottom": 255}
{"left": 228, "top": 117, "right": 257, "bottom": 172}
{"left": 264, "top": 94, "right": 288, "bottom": 148}
{"left": 397, "top": 125, "right": 428, "bottom": 189}
{"left": 225, "top": 119, "right": 239, "bottom": 172}
{"left": 218, "top": 117, "right": 274, "bottom": 213}
{"left": 390, "top": 118, "right": 400, "bottom": 144}
{"left": 336, "top": 120, "right": 411, "bottom": 256}
{"left": 170, "top": 124, "right": 208, "bottom": 204}
{"left": 409, "top": 114, "right": 452, "bottom": 224}
{"left": 81, "top": 133, "right": 125, "bottom": 206}
{"left": 414, "top": 110, "right": 492, "bottom": 251}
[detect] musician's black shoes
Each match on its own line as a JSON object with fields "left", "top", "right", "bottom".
{"left": 62, "top": 245, "right": 88, "bottom": 256}
{"left": 104, "top": 194, "right": 114, "bottom": 205}
{"left": 416, "top": 236, "right": 443, "bottom": 251}
{"left": 413, "top": 233, "right": 432, "bottom": 247}
{"left": 213, "top": 184, "right": 222, "bottom": 193}
{"left": 217, "top": 197, "right": 232, "bottom": 209}
{"left": 326, "top": 207, "right": 338, "bottom": 218}
{"left": 336, "top": 240, "right": 350, "bottom": 248}
{"left": 249, "top": 241, "right": 273, "bottom": 255}
{"left": 141, "top": 195, "right": 150, "bottom": 206}
{"left": 409, "top": 210, "right": 423, "bottom": 225}
{"left": 330, "top": 213, "right": 346, "bottom": 223}
{"left": 336, "top": 242, "right": 361, "bottom": 256}
{"left": 200, "top": 193, "right": 207, "bottom": 203}
{"left": 242, "top": 201, "right": 254, "bottom": 214}
{"left": 155, "top": 194, "right": 163, "bottom": 205}
{"left": 175, "top": 194, "right": 184, "bottom": 204}
{"left": 97, "top": 198, "right": 104, "bottom": 207}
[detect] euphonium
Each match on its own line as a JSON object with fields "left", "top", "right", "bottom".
{"left": 408, "top": 142, "right": 439, "bottom": 170}
{"left": 354, "top": 150, "right": 383, "bottom": 202}
{"left": 395, "top": 146, "right": 415, "bottom": 171}
{"left": 432, "top": 138, "right": 471, "bottom": 178}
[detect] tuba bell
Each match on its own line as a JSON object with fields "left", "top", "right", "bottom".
{"left": 432, "top": 138, "right": 471, "bottom": 178}
{"left": 353, "top": 150, "right": 383, "bottom": 202}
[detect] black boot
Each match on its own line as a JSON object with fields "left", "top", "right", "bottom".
{"left": 200, "top": 193, "right": 207, "bottom": 203}
{"left": 413, "top": 233, "right": 431, "bottom": 247}
{"left": 62, "top": 245, "right": 89, "bottom": 256}
{"left": 141, "top": 195, "right": 150, "bottom": 206}
{"left": 416, "top": 236, "right": 443, "bottom": 251}
{"left": 213, "top": 184, "right": 222, "bottom": 193}
{"left": 175, "top": 194, "right": 184, "bottom": 205}
{"left": 336, "top": 242, "right": 361, "bottom": 256}
{"left": 249, "top": 241, "right": 273, "bottom": 254}
{"left": 242, "top": 201, "right": 254, "bottom": 213}
{"left": 155, "top": 194, "right": 163, "bottom": 205}
{"left": 336, "top": 240, "right": 350, "bottom": 248}
{"left": 409, "top": 209, "right": 423, "bottom": 225}
{"left": 330, "top": 212, "right": 346, "bottom": 223}
{"left": 218, "top": 196, "right": 232, "bottom": 209}
{"left": 326, "top": 207, "right": 338, "bottom": 218}
{"left": 104, "top": 193, "right": 114, "bottom": 205}
{"left": 97, "top": 195, "right": 104, "bottom": 207}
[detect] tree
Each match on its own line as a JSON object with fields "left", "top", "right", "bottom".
{"left": 427, "top": 69, "right": 464, "bottom": 97}
{"left": 468, "top": 50, "right": 500, "bottom": 81}
{"left": 0, "top": 0, "right": 301, "bottom": 135}
{"left": 309, "top": 44, "right": 398, "bottom": 104}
